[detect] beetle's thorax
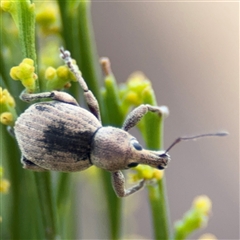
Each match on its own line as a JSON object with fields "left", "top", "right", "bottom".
{"left": 90, "top": 127, "right": 132, "bottom": 171}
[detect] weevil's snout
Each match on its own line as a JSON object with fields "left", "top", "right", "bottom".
{"left": 128, "top": 139, "right": 171, "bottom": 170}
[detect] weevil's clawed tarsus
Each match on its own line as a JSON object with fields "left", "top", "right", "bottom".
{"left": 122, "top": 104, "right": 169, "bottom": 132}
{"left": 111, "top": 170, "right": 145, "bottom": 197}
{"left": 7, "top": 126, "right": 15, "bottom": 138}
{"left": 21, "top": 156, "right": 47, "bottom": 172}
{"left": 60, "top": 47, "right": 102, "bottom": 123}
{"left": 20, "top": 90, "right": 79, "bottom": 106}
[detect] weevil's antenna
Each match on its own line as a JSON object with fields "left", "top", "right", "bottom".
{"left": 165, "top": 132, "right": 228, "bottom": 153}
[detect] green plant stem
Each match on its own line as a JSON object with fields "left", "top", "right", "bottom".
{"left": 57, "top": 0, "right": 102, "bottom": 102}
{"left": 100, "top": 72, "right": 127, "bottom": 239}
{"left": 148, "top": 177, "right": 171, "bottom": 240}
{"left": 7, "top": 2, "right": 57, "bottom": 238}
{"left": 100, "top": 172, "right": 122, "bottom": 240}
{"left": 1, "top": 127, "right": 21, "bottom": 239}
{"left": 34, "top": 172, "right": 57, "bottom": 240}
{"left": 142, "top": 90, "right": 171, "bottom": 239}
{"left": 102, "top": 74, "right": 124, "bottom": 126}
{"left": 15, "top": 1, "right": 39, "bottom": 92}
{"left": 56, "top": 172, "right": 75, "bottom": 238}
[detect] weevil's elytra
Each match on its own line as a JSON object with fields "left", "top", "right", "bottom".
{"left": 14, "top": 47, "right": 228, "bottom": 197}
{"left": 15, "top": 101, "right": 101, "bottom": 172}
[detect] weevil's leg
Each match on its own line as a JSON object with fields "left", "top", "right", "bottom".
{"left": 60, "top": 47, "right": 101, "bottom": 122}
{"left": 122, "top": 104, "right": 169, "bottom": 131}
{"left": 21, "top": 156, "right": 47, "bottom": 172}
{"left": 20, "top": 90, "right": 79, "bottom": 106}
{"left": 111, "top": 170, "right": 145, "bottom": 197}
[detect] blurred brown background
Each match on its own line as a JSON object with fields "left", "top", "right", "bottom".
{"left": 78, "top": 2, "right": 238, "bottom": 239}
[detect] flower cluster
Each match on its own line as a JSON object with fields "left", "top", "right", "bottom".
{"left": 36, "top": 2, "right": 59, "bottom": 35}
{"left": 129, "top": 164, "right": 164, "bottom": 183}
{"left": 0, "top": 87, "right": 17, "bottom": 126}
{"left": 174, "top": 195, "right": 213, "bottom": 239}
{"left": 10, "top": 58, "right": 37, "bottom": 93}
{"left": 43, "top": 65, "right": 77, "bottom": 91}
{"left": 119, "top": 72, "right": 153, "bottom": 114}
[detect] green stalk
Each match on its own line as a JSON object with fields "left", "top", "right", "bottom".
{"left": 14, "top": 1, "right": 39, "bottom": 92}
{"left": 2, "top": 1, "right": 57, "bottom": 239}
{"left": 76, "top": 1, "right": 102, "bottom": 100}
{"left": 142, "top": 89, "right": 171, "bottom": 239}
{"left": 100, "top": 68, "right": 126, "bottom": 239}
{"left": 16, "top": 2, "right": 37, "bottom": 64}
{"left": 1, "top": 126, "right": 22, "bottom": 239}
{"left": 102, "top": 73, "right": 124, "bottom": 126}
{"left": 17, "top": 2, "right": 57, "bottom": 238}
{"left": 56, "top": 173, "right": 74, "bottom": 239}
{"left": 57, "top": 0, "right": 102, "bottom": 101}
{"left": 34, "top": 172, "right": 57, "bottom": 240}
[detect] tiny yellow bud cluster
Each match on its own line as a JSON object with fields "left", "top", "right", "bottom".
{"left": 1, "top": 1, "right": 16, "bottom": 13}
{"left": 36, "top": 2, "right": 59, "bottom": 35}
{"left": 193, "top": 195, "right": 212, "bottom": 215}
{"left": 10, "top": 58, "right": 37, "bottom": 93}
{"left": 122, "top": 72, "right": 152, "bottom": 106}
{"left": 1, "top": 1, "right": 12, "bottom": 12}
{"left": 44, "top": 65, "right": 77, "bottom": 91}
{"left": 129, "top": 165, "right": 164, "bottom": 183}
{"left": 0, "top": 87, "right": 15, "bottom": 108}
{"left": 0, "top": 87, "right": 17, "bottom": 126}
{"left": 199, "top": 233, "right": 217, "bottom": 240}
{"left": 0, "top": 167, "right": 10, "bottom": 194}
{"left": 174, "top": 195, "right": 213, "bottom": 239}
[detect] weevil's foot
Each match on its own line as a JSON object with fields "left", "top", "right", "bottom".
{"left": 21, "top": 156, "right": 48, "bottom": 172}
{"left": 7, "top": 126, "right": 15, "bottom": 138}
{"left": 20, "top": 90, "right": 31, "bottom": 102}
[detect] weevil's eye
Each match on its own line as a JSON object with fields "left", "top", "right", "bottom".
{"left": 131, "top": 139, "right": 143, "bottom": 151}
{"left": 158, "top": 165, "right": 165, "bottom": 170}
{"left": 128, "top": 162, "right": 139, "bottom": 168}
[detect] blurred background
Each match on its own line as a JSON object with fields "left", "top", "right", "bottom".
{"left": 78, "top": 2, "right": 239, "bottom": 239}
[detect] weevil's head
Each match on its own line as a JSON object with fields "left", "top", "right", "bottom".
{"left": 90, "top": 126, "right": 170, "bottom": 171}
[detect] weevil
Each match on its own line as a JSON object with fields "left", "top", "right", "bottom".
{"left": 14, "top": 48, "right": 228, "bottom": 197}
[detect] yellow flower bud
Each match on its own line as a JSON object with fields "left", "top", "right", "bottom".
{"left": 45, "top": 67, "right": 56, "bottom": 80}
{"left": 127, "top": 72, "right": 151, "bottom": 91}
{"left": 193, "top": 195, "right": 212, "bottom": 215}
{"left": 1, "top": 1, "right": 12, "bottom": 12}
{"left": 0, "top": 178, "right": 10, "bottom": 194}
{"left": 152, "top": 169, "right": 164, "bottom": 180}
{"left": 22, "top": 58, "right": 34, "bottom": 66}
{"left": 130, "top": 164, "right": 163, "bottom": 182}
{"left": 9, "top": 66, "right": 19, "bottom": 80}
{"left": 199, "top": 233, "right": 217, "bottom": 240}
{"left": 0, "top": 112, "right": 13, "bottom": 125}
{"left": 18, "top": 62, "right": 35, "bottom": 78}
{"left": 56, "top": 66, "right": 69, "bottom": 79}
{"left": 125, "top": 91, "right": 140, "bottom": 105}
{"left": 142, "top": 168, "right": 154, "bottom": 179}
{"left": 36, "top": 6, "right": 56, "bottom": 26}
{"left": 0, "top": 88, "right": 14, "bottom": 106}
